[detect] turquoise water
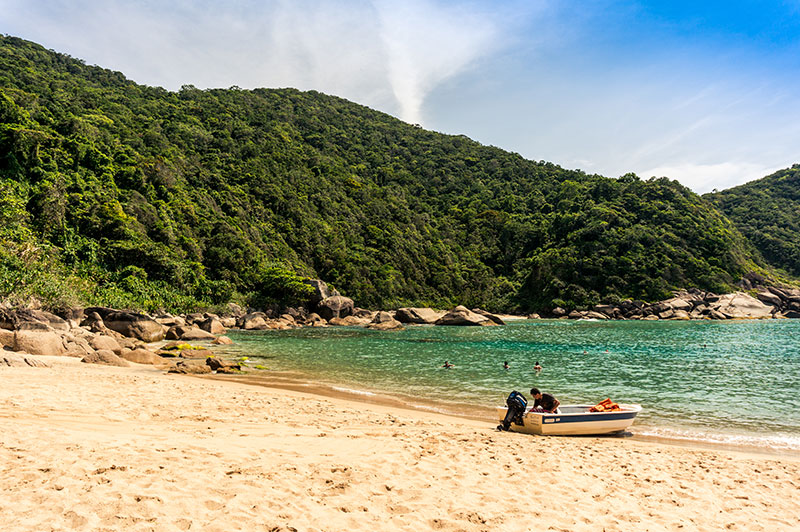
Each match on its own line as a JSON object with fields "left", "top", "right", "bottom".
{"left": 224, "top": 319, "right": 800, "bottom": 451}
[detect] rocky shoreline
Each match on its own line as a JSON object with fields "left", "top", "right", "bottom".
{"left": 2, "top": 278, "right": 799, "bottom": 371}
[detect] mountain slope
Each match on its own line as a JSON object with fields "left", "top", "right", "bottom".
{"left": 705, "top": 165, "right": 800, "bottom": 278}
{"left": 0, "top": 35, "right": 764, "bottom": 312}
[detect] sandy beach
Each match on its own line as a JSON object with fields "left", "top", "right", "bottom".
{"left": 2, "top": 357, "right": 798, "bottom": 532}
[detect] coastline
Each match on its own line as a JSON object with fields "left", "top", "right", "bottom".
{"left": 3, "top": 356, "right": 799, "bottom": 531}
{"left": 208, "top": 369, "right": 800, "bottom": 459}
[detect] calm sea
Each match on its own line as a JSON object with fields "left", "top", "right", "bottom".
{"left": 222, "top": 319, "right": 800, "bottom": 452}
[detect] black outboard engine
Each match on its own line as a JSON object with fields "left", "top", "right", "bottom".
{"left": 498, "top": 390, "right": 527, "bottom": 431}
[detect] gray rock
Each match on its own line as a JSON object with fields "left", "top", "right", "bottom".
{"left": 316, "top": 295, "right": 354, "bottom": 321}
{"left": 206, "top": 357, "right": 240, "bottom": 373}
{"left": 304, "top": 279, "right": 330, "bottom": 305}
{"left": 101, "top": 311, "right": 165, "bottom": 342}
{"left": 168, "top": 360, "right": 212, "bottom": 374}
{"left": 471, "top": 308, "right": 506, "bottom": 325}
{"left": 709, "top": 292, "right": 775, "bottom": 319}
{"left": 239, "top": 312, "right": 268, "bottom": 330}
{"left": 199, "top": 317, "right": 226, "bottom": 335}
{"left": 14, "top": 326, "right": 66, "bottom": 356}
{"left": 395, "top": 307, "right": 445, "bottom": 324}
{"left": 435, "top": 306, "right": 491, "bottom": 326}
{"left": 89, "top": 334, "right": 122, "bottom": 355}
{"left": 166, "top": 326, "right": 216, "bottom": 341}
{"left": 756, "top": 291, "right": 783, "bottom": 308}
{"left": 82, "top": 349, "right": 130, "bottom": 367}
{"left": 120, "top": 348, "right": 163, "bottom": 365}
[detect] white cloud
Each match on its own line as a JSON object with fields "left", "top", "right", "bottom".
{"left": 639, "top": 162, "right": 783, "bottom": 194}
{"left": 0, "top": 0, "right": 514, "bottom": 125}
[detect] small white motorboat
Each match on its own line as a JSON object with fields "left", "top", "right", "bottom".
{"left": 496, "top": 404, "right": 642, "bottom": 435}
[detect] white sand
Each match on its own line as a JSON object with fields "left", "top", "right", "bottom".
{"left": 1, "top": 356, "right": 798, "bottom": 531}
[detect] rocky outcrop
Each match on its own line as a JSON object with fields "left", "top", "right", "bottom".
{"left": 0, "top": 308, "right": 69, "bottom": 331}
{"left": 13, "top": 323, "right": 66, "bottom": 356}
{"left": 435, "top": 306, "right": 492, "bottom": 326}
{"left": 316, "top": 295, "right": 354, "bottom": 321}
{"left": 212, "top": 336, "right": 234, "bottom": 345}
{"left": 119, "top": 348, "right": 163, "bottom": 365}
{"left": 1, "top": 353, "right": 51, "bottom": 367}
{"left": 239, "top": 312, "right": 268, "bottom": 330}
{"left": 395, "top": 307, "right": 445, "bottom": 325}
{"left": 328, "top": 315, "right": 370, "bottom": 327}
{"left": 89, "top": 334, "right": 122, "bottom": 355}
{"left": 471, "top": 309, "right": 506, "bottom": 325}
{"left": 85, "top": 309, "right": 165, "bottom": 342}
{"left": 206, "top": 356, "right": 240, "bottom": 373}
{"left": 708, "top": 292, "right": 775, "bottom": 319}
{"left": 168, "top": 359, "right": 212, "bottom": 374}
{"left": 304, "top": 279, "right": 331, "bottom": 306}
{"left": 199, "top": 317, "right": 226, "bottom": 335}
{"left": 366, "top": 311, "right": 403, "bottom": 330}
{"left": 165, "top": 326, "right": 216, "bottom": 341}
{"left": 82, "top": 349, "right": 129, "bottom": 367}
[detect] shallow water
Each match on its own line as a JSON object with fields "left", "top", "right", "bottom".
{"left": 223, "top": 319, "right": 800, "bottom": 451}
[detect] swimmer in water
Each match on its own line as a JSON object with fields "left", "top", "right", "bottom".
{"left": 442, "top": 360, "right": 454, "bottom": 369}
{"left": 503, "top": 360, "right": 510, "bottom": 370}
{"left": 534, "top": 361, "right": 543, "bottom": 372}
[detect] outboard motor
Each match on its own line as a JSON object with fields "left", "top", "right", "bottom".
{"left": 498, "top": 390, "right": 527, "bottom": 431}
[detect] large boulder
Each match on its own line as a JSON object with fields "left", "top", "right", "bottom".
{"left": 99, "top": 311, "right": 165, "bottom": 342}
{"left": 395, "top": 307, "right": 445, "bottom": 325}
{"left": 206, "top": 357, "right": 240, "bottom": 373}
{"left": 82, "top": 349, "right": 129, "bottom": 367}
{"left": 0, "top": 309, "right": 69, "bottom": 331}
{"left": 316, "top": 295, "right": 354, "bottom": 321}
{"left": 89, "top": 334, "right": 122, "bottom": 355}
{"left": 472, "top": 309, "right": 506, "bottom": 325}
{"left": 165, "top": 326, "right": 216, "bottom": 341}
{"left": 239, "top": 312, "right": 268, "bottom": 330}
{"left": 199, "top": 317, "right": 226, "bottom": 335}
{"left": 13, "top": 323, "right": 66, "bottom": 356}
{"left": 304, "top": 279, "right": 331, "bottom": 305}
{"left": 0, "top": 328, "right": 14, "bottom": 349}
{"left": 756, "top": 291, "right": 783, "bottom": 308}
{"left": 167, "top": 360, "right": 212, "bottom": 374}
{"left": 328, "top": 315, "right": 369, "bottom": 327}
{"left": 709, "top": 292, "right": 775, "bottom": 319}
{"left": 120, "top": 348, "right": 164, "bottom": 365}
{"left": 435, "top": 306, "right": 491, "bottom": 326}
{"left": 63, "top": 334, "right": 95, "bottom": 357}
{"left": 212, "top": 336, "right": 234, "bottom": 345}
{"left": 366, "top": 311, "right": 403, "bottom": 330}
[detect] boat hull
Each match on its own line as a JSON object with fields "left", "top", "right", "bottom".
{"left": 496, "top": 404, "right": 642, "bottom": 435}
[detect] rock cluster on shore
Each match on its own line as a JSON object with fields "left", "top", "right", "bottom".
{"left": 2, "top": 278, "right": 799, "bottom": 367}
{"left": 0, "top": 306, "right": 241, "bottom": 373}
{"left": 539, "top": 286, "right": 800, "bottom": 321}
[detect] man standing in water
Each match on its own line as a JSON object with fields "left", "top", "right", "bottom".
{"left": 530, "top": 387, "right": 560, "bottom": 413}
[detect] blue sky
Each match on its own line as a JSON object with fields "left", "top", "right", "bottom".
{"left": 2, "top": 0, "right": 799, "bottom": 192}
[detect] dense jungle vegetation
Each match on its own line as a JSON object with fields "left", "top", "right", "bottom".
{"left": 0, "top": 35, "right": 781, "bottom": 313}
{"left": 706, "top": 165, "right": 800, "bottom": 279}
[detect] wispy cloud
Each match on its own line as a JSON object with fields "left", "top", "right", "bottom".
{"left": 0, "top": 0, "right": 519, "bottom": 125}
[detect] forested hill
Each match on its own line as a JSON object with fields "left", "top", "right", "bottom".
{"left": 705, "top": 165, "right": 800, "bottom": 279}
{"left": 0, "top": 35, "right": 769, "bottom": 312}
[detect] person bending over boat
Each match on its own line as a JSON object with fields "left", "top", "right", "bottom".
{"left": 530, "top": 387, "right": 560, "bottom": 413}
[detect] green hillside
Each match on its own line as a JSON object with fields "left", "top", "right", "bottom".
{"left": 705, "top": 165, "right": 800, "bottom": 279}
{"left": 0, "top": 35, "right": 765, "bottom": 312}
